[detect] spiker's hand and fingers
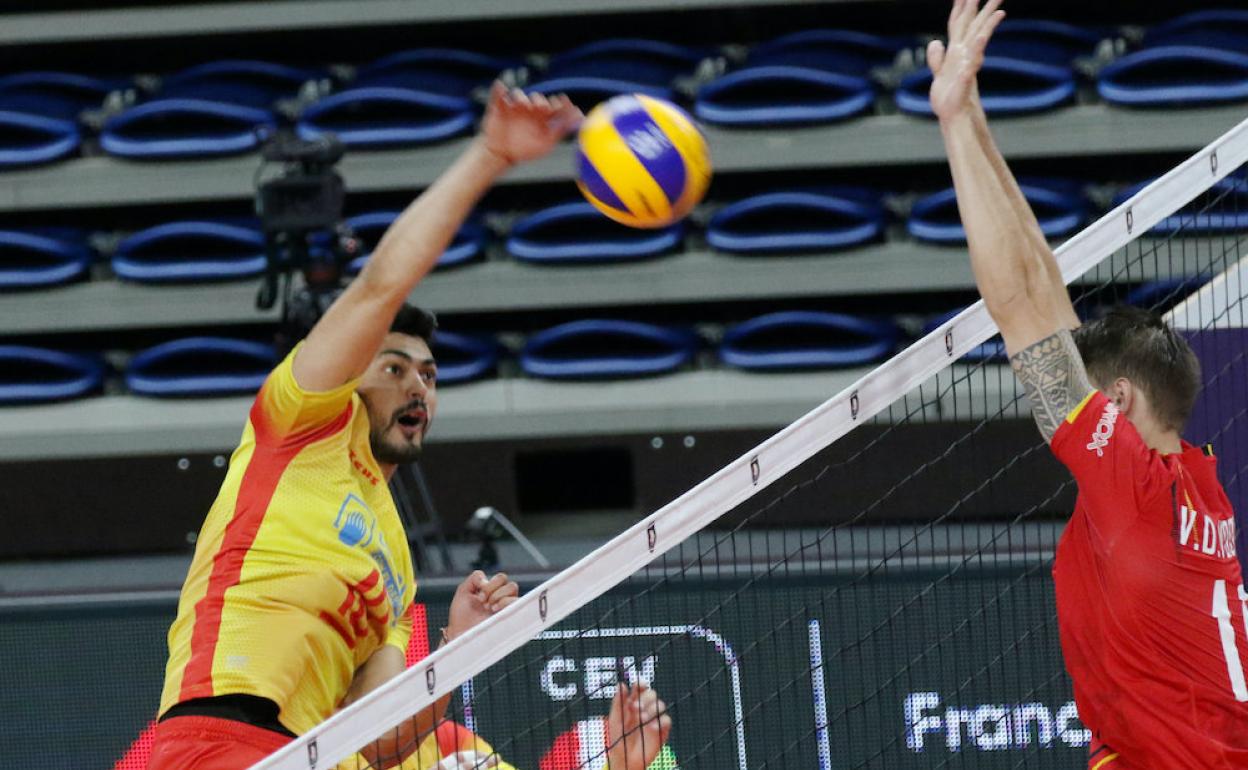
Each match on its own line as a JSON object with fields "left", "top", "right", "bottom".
{"left": 928, "top": 0, "right": 1006, "bottom": 121}
{"left": 446, "top": 570, "right": 520, "bottom": 639}
{"left": 606, "top": 683, "right": 673, "bottom": 770}
{"left": 480, "top": 81, "right": 584, "bottom": 167}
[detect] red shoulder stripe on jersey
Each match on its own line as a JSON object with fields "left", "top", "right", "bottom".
{"left": 178, "top": 403, "right": 355, "bottom": 702}
{"left": 249, "top": 379, "right": 355, "bottom": 445}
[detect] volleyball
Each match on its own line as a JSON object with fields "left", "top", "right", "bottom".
{"left": 575, "top": 93, "right": 712, "bottom": 229}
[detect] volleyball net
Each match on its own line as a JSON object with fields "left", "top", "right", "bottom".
{"left": 255, "top": 115, "right": 1248, "bottom": 770}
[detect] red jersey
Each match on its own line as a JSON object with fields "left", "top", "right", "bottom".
{"left": 1051, "top": 391, "right": 1248, "bottom": 768}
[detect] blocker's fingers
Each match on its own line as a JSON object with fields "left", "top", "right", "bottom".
{"left": 949, "top": 0, "right": 974, "bottom": 39}
{"left": 927, "top": 39, "right": 946, "bottom": 73}
{"left": 980, "top": 0, "right": 1005, "bottom": 23}
{"left": 530, "top": 91, "right": 552, "bottom": 111}
{"left": 976, "top": 9, "right": 1006, "bottom": 50}
{"left": 968, "top": 0, "right": 1004, "bottom": 38}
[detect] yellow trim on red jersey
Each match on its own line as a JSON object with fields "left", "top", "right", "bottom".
{"left": 1065, "top": 390, "right": 1098, "bottom": 424}
{"left": 1090, "top": 752, "right": 1120, "bottom": 770}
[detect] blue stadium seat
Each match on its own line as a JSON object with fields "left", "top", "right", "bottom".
{"left": 528, "top": 39, "right": 704, "bottom": 108}
{"left": 101, "top": 61, "right": 316, "bottom": 159}
{"left": 344, "top": 211, "right": 485, "bottom": 275}
{"left": 924, "top": 310, "right": 1007, "bottom": 362}
{"left": 0, "top": 345, "right": 105, "bottom": 404}
{"left": 696, "top": 30, "right": 905, "bottom": 126}
{"left": 298, "top": 49, "right": 512, "bottom": 148}
{"left": 706, "top": 188, "right": 885, "bottom": 254}
{"left": 897, "top": 19, "right": 1098, "bottom": 116}
{"left": 1099, "top": 11, "right": 1248, "bottom": 107}
{"left": 1112, "top": 175, "right": 1248, "bottom": 233}
{"left": 431, "top": 331, "right": 500, "bottom": 385}
{"left": 506, "top": 201, "right": 682, "bottom": 264}
{"left": 112, "top": 220, "right": 266, "bottom": 283}
{"left": 520, "top": 319, "right": 698, "bottom": 379}
{"left": 909, "top": 178, "right": 1086, "bottom": 244}
{"left": 1125, "top": 277, "right": 1210, "bottom": 312}
{"left": 125, "top": 337, "right": 276, "bottom": 397}
{"left": 353, "top": 49, "right": 518, "bottom": 96}
{"left": 719, "top": 311, "right": 897, "bottom": 370}
{"left": 0, "top": 228, "right": 92, "bottom": 289}
{"left": 0, "top": 72, "right": 123, "bottom": 168}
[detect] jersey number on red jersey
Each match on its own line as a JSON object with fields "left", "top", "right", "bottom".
{"left": 1212, "top": 580, "right": 1248, "bottom": 701}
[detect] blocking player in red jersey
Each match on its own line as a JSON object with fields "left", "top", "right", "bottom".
{"left": 930, "top": 1, "right": 1248, "bottom": 767}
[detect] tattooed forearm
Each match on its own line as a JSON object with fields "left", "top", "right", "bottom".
{"left": 1009, "top": 329, "right": 1094, "bottom": 442}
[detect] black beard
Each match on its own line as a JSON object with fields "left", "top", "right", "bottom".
{"left": 361, "top": 394, "right": 427, "bottom": 465}
{"left": 368, "top": 429, "right": 423, "bottom": 466}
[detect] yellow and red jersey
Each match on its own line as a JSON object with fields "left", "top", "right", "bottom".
{"left": 159, "top": 344, "right": 416, "bottom": 735}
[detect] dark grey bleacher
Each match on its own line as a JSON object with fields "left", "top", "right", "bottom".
{"left": 0, "top": 238, "right": 1218, "bottom": 336}
{"left": 0, "top": 104, "right": 1240, "bottom": 212}
{"left": 0, "top": 0, "right": 843, "bottom": 45}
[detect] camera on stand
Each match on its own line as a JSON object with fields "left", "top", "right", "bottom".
{"left": 253, "top": 132, "right": 359, "bottom": 351}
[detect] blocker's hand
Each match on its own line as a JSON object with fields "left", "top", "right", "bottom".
{"left": 446, "top": 570, "right": 519, "bottom": 639}
{"left": 480, "top": 81, "right": 583, "bottom": 167}
{"left": 606, "top": 683, "right": 672, "bottom": 770}
{"left": 928, "top": 0, "right": 1006, "bottom": 121}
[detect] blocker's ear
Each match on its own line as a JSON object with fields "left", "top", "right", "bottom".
{"left": 1110, "top": 377, "right": 1135, "bottom": 414}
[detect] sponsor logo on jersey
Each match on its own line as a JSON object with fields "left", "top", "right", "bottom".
{"left": 1178, "top": 503, "right": 1238, "bottom": 561}
{"left": 1086, "top": 402, "right": 1119, "bottom": 457}
{"left": 349, "top": 448, "right": 381, "bottom": 486}
{"left": 334, "top": 493, "right": 408, "bottom": 625}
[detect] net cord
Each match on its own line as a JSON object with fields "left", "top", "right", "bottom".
{"left": 253, "top": 114, "right": 1248, "bottom": 770}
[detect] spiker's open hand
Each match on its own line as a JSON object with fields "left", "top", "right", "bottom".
{"left": 928, "top": 0, "right": 1006, "bottom": 121}
{"left": 480, "top": 81, "right": 583, "bottom": 167}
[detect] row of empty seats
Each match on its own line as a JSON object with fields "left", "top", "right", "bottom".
{"left": 0, "top": 277, "right": 1207, "bottom": 404}
{"left": 0, "top": 10, "right": 1244, "bottom": 167}
{"left": 5, "top": 176, "right": 1244, "bottom": 290}
{"left": 0, "top": 312, "right": 950, "bottom": 403}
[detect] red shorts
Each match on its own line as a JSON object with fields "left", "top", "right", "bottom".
{"left": 146, "top": 715, "right": 292, "bottom": 770}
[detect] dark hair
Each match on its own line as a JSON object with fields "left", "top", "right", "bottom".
{"left": 390, "top": 303, "right": 438, "bottom": 344}
{"left": 1072, "top": 305, "right": 1201, "bottom": 432}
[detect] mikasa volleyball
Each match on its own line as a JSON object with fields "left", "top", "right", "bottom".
{"left": 575, "top": 93, "right": 712, "bottom": 229}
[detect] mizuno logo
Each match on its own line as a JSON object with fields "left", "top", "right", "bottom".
{"left": 1086, "top": 403, "right": 1119, "bottom": 457}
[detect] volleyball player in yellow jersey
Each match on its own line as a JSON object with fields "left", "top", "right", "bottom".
{"left": 147, "top": 84, "right": 670, "bottom": 770}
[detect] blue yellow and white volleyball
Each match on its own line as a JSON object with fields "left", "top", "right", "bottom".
{"left": 575, "top": 94, "right": 712, "bottom": 229}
